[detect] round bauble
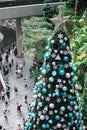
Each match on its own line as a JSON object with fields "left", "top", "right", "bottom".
{"left": 45, "top": 46, "right": 49, "bottom": 51}
{"left": 54, "top": 49, "right": 58, "bottom": 53}
{"left": 44, "top": 52, "right": 51, "bottom": 60}
{"left": 42, "top": 69, "right": 46, "bottom": 75}
{"left": 63, "top": 56, "right": 69, "bottom": 62}
{"left": 59, "top": 69, "right": 65, "bottom": 75}
{"left": 49, "top": 110, "right": 53, "bottom": 115}
{"left": 73, "top": 67, "right": 77, "bottom": 73}
{"left": 68, "top": 62, "right": 73, "bottom": 67}
{"left": 66, "top": 73, "right": 71, "bottom": 78}
{"left": 62, "top": 86, "right": 67, "bottom": 92}
{"left": 49, "top": 48, "right": 52, "bottom": 52}
{"left": 33, "top": 95, "right": 37, "bottom": 99}
{"left": 49, "top": 77, "right": 54, "bottom": 82}
{"left": 49, "top": 103, "right": 54, "bottom": 109}
{"left": 52, "top": 61, "right": 56, "bottom": 66}
{"left": 55, "top": 115, "right": 60, "bottom": 120}
{"left": 42, "top": 88, "right": 47, "bottom": 94}
{"left": 40, "top": 115, "right": 45, "bottom": 120}
{"left": 60, "top": 50, "right": 63, "bottom": 54}
{"left": 67, "top": 122, "right": 72, "bottom": 127}
{"left": 57, "top": 123, "right": 61, "bottom": 128}
{"left": 48, "top": 120, "right": 53, "bottom": 125}
{"left": 52, "top": 71, "right": 57, "bottom": 76}
{"left": 42, "top": 124, "right": 47, "bottom": 129}
{"left": 60, "top": 106, "right": 65, "bottom": 111}
{"left": 51, "top": 40, "right": 54, "bottom": 44}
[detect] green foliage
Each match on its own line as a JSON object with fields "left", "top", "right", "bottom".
{"left": 70, "top": 11, "right": 87, "bottom": 90}
{"left": 22, "top": 17, "right": 53, "bottom": 51}
{"left": 62, "top": 2, "right": 75, "bottom": 16}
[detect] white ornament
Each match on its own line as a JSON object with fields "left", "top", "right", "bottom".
{"left": 51, "top": 40, "right": 54, "bottom": 44}
{"left": 66, "top": 73, "right": 71, "bottom": 78}
{"left": 74, "top": 105, "right": 78, "bottom": 110}
{"left": 42, "top": 69, "right": 46, "bottom": 75}
{"left": 60, "top": 50, "right": 63, "bottom": 54}
{"left": 54, "top": 110, "right": 58, "bottom": 113}
{"left": 49, "top": 48, "right": 52, "bottom": 52}
{"left": 52, "top": 62, "right": 56, "bottom": 66}
{"left": 57, "top": 123, "right": 61, "bottom": 128}
{"left": 49, "top": 103, "right": 54, "bottom": 109}
{"left": 48, "top": 94, "right": 51, "bottom": 97}
{"left": 54, "top": 50, "right": 58, "bottom": 53}
{"left": 40, "top": 115, "right": 45, "bottom": 120}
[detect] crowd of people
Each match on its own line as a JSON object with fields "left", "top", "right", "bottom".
{"left": 0, "top": 46, "right": 33, "bottom": 130}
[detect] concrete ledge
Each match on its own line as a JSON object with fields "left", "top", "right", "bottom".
{"left": 0, "top": 2, "right": 64, "bottom": 19}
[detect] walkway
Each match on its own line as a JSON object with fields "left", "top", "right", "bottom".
{"left": 0, "top": 54, "right": 34, "bottom": 130}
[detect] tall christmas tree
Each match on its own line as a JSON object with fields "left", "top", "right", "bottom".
{"left": 26, "top": 29, "right": 85, "bottom": 130}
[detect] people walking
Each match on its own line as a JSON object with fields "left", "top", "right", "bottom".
{"left": 24, "top": 95, "right": 27, "bottom": 104}
{"left": 17, "top": 102, "right": 22, "bottom": 113}
{"left": 3, "top": 110, "right": 8, "bottom": 121}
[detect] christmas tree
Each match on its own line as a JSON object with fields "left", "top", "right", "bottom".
{"left": 26, "top": 29, "right": 85, "bottom": 130}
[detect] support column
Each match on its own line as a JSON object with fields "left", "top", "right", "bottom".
{"left": 16, "top": 18, "right": 22, "bottom": 57}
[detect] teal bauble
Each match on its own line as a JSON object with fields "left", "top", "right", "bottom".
{"left": 60, "top": 106, "right": 65, "bottom": 111}
{"left": 71, "top": 77, "right": 76, "bottom": 83}
{"left": 70, "top": 101, "right": 74, "bottom": 106}
{"left": 63, "top": 56, "right": 69, "bottom": 62}
{"left": 38, "top": 102, "right": 43, "bottom": 107}
{"left": 36, "top": 82, "right": 41, "bottom": 88}
{"left": 42, "top": 88, "right": 47, "bottom": 94}
{"left": 68, "top": 62, "right": 73, "bottom": 67}
{"left": 48, "top": 120, "right": 53, "bottom": 125}
{"left": 42, "top": 124, "right": 47, "bottom": 129}
{"left": 62, "top": 86, "right": 67, "bottom": 92}
{"left": 68, "top": 112, "right": 73, "bottom": 118}
{"left": 52, "top": 71, "right": 57, "bottom": 76}
{"left": 68, "top": 122, "right": 72, "bottom": 127}
{"left": 59, "top": 69, "right": 65, "bottom": 75}
{"left": 73, "top": 67, "right": 77, "bottom": 73}
{"left": 55, "top": 115, "right": 60, "bottom": 120}
{"left": 28, "top": 123, "right": 32, "bottom": 128}
{"left": 49, "top": 77, "right": 54, "bottom": 82}
{"left": 39, "top": 67, "right": 44, "bottom": 72}
{"left": 44, "top": 52, "right": 51, "bottom": 60}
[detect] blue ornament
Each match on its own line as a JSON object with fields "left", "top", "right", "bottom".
{"left": 71, "top": 77, "right": 76, "bottom": 83}
{"left": 39, "top": 67, "right": 44, "bottom": 72}
{"left": 38, "top": 102, "right": 43, "bottom": 107}
{"left": 59, "top": 69, "right": 65, "bottom": 75}
{"left": 73, "top": 67, "right": 77, "bottom": 73}
{"left": 68, "top": 113, "right": 73, "bottom": 118}
{"left": 49, "top": 77, "right": 54, "bottom": 82}
{"left": 53, "top": 92, "right": 60, "bottom": 98}
{"left": 42, "top": 88, "right": 47, "bottom": 94}
{"left": 77, "top": 120, "right": 82, "bottom": 125}
{"left": 52, "top": 71, "right": 57, "bottom": 76}
{"left": 44, "top": 52, "right": 51, "bottom": 60}
{"left": 78, "top": 105, "right": 81, "bottom": 110}
{"left": 63, "top": 56, "right": 69, "bottom": 62}
{"left": 28, "top": 123, "right": 32, "bottom": 128}
{"left": 60, "top": 106, "right": 65, "bottom": 111}
{"left": 48, "top": 120, "right": 53, "bottom": 125}
{"left": 62, "top": 86, "right": 67, "bottom": 91}
{"left": 36, "top": 82, "right": 42, "bottom": 88}
{"left": 55, "top": 115, "right": 60, "bottom": 120}
{"left": 42, "top": 124, "right": 47, "bottom": 129}
{"left": 70, "top": 101, "right": 74, "bottom": 106}
{"left": 68, "top": 62, "right": 73, "bottom": 67}
{"left": 68, "top": 122, "right": 72, "bottom": 127}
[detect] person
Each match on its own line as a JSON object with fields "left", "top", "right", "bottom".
{"left": 5, "top": 101, "right": 9, "bottom": 111}
{"left": 3, "top": 110, "right": 8, "bottom": 121}
{"left": 24, "top": 78, "right": 28, "bottom": 87}
{"left": 24, "top": 95, "right": 27, "bottom": 104}
{"left": 1, "top": 91, "right": 5, "bottom": 101}
{"left": 17, "top": 102, "right": 22, "bottom": 113}
{"left": 14, "top": 86, "right": 18, "bottom": 94}
{"left": 17, "top": 124, "right": 22, "bottom": 130}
